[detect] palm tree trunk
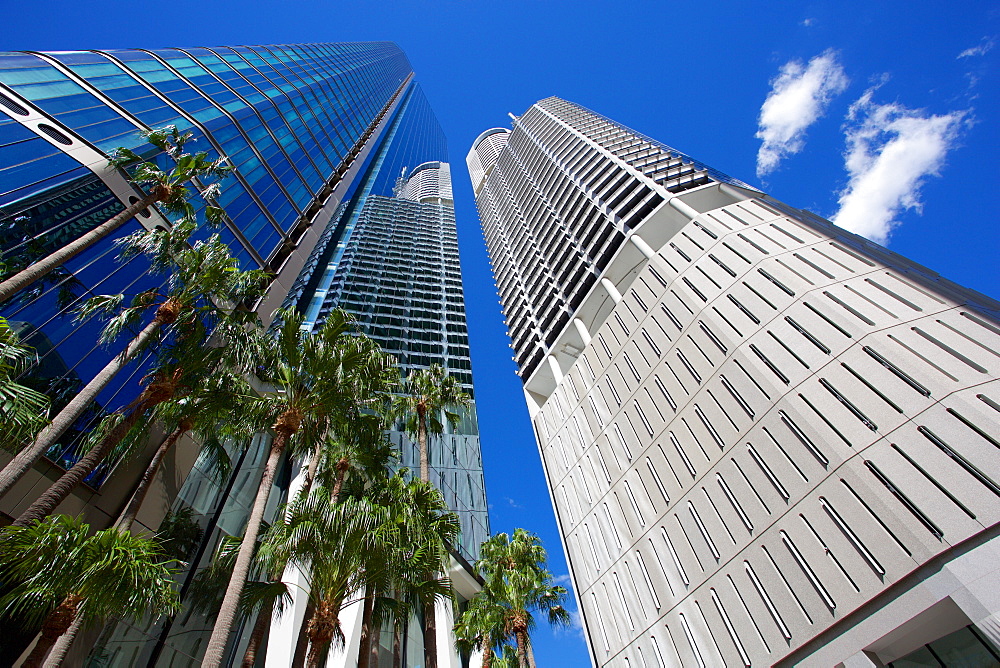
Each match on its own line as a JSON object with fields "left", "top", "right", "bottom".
{"left": 202, "top": 423, "right": 293, "bottom": 668}
{"left": 115, "top": 423, "right": 188, "bottom": 531}
{"left": 0, "top": 188, "right": 165, "bottom": 304}
{"left": 241, "top": 597, "right": 275, "bottom": 668}
{"left": 514, "top": 628, "right": 529, "bottom": 668}
{"left": 417, "top": 407, "right": 429, "bottom": 483}
{"left": 423, "top": 598, "right": 438, "bottom": 668}
{"left": 0, "top": 315, "right": 162, "bottom": 501}
{"left": 304, "top": 601, "right": 338, "bottom": 668}
{"left": 527, "top": 641, "right": 537, "bottom": 668}
{"left": 13, "top": 369, "right": 179, "bottom": 527}
{"left": 21, "top": 594, "right": 82, "bottom": 668}
{"left": 357, "top": 589, "right": 375, "bottom": 668}
{"left": 392, "top": 621, "right": 402, "bottom": 668}
{"left": 481, "top": 639, "right": 493, "bottom": 668}
{"left": 330, "top": 457, "right": 349, "bottom": 504}
{"left": 41, "top": 612, "right": 84, "bottom": 668}
{"left": 300, "top": 443, "right": 322, "bottom": 497}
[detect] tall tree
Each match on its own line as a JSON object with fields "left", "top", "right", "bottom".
{"left": 0, "top": 316, "right": 50, "bottom": 449}
{"left": 454, "top": 589, "right": 510, "bottom": 668}
{"left": 470, "top": 530, "right": 571, "bottom": 668}
{"left": 9, "top": 228, "right": 267, "bottom": 526}
{"left": 358, "top": 472, "right": 459, "bottom": 668}
{"left": 392, "top": 363, "right": 471, "bottom": 483}
{"left": 0, "top": 125, "right": 229, "bottom": 303}
{"left": 0, "top": 220, "right": 265, "bottom": 503}
{"left": 391, "top": 363, "right": 470, "bottom": 668}
{"left": 0, "top": 515, "right": 179, "bottom": 668}
{"left": 201, "top": 309, "right": 397, "bottom": 668}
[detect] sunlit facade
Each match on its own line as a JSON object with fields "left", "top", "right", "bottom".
{"left": 470, "top": 97, "right": 1000, "bottom": 668}
{"left": 0, "top": 42, "right": 486, "bottom": 667}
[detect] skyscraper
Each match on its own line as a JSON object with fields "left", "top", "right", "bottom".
{"left": 0, "top": 42, "right": 486, "bottom": 667}
{"left": 470, "top": 97, "right": 1000, "bottom": 667}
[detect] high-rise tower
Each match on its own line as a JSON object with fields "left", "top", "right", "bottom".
{"left": 0, "top": 42, "right": 487, "bottom": 668}
{"left": 470, "top": 97, "right": 1000, "bottom": 667}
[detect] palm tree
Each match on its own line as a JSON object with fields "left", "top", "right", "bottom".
{"left": 392, "top": 363, "right": 471, "bottom": 483}
{"left": 390, "top": 363, "right": 470, "bottom": 668}
{"left": 1, "top": 225, "right": 268, "bottom": 518}
{"left": 201, "top": 309, "right": 397, "bottom": 668}
{"left": 113, "top": 368, "right": 256, "bottom": 532}
{"left": 189, "top": 535, "right": 293, "bottom": 668}
{"left": 0, "top": 514, "right": 179, "bottom": 668}
{"left": 261, "top": 489, "right": 390, "bottom": 668}
{"left": 357, "top": 472, "right": 460, "bottom": 668}
{"left": 473, "top": 530, "right": 571, "bottom": 668}
{"left": 0, "top": 125, "right": 229, "bottom": 304}
{"left": 0, "top": 316, "right": 50, "bottom": 448}
{"left": 454, "top": 589, "right": 510, "bottom": 668}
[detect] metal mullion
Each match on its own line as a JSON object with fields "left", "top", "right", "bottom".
{"left": 192, "top": 47, "right": 321, "bottom": 195}
{"left": 139, "top": 48, "right": 302, "bottom": 227}
{"left": 291, "top": 44, "right": 367, "bottom": 139}
{"left": 98, "top": 49, "right": 283, "bottom": 249}
{"left": 244, "top": 45, "right": 344, "bottom": 162}
{"left": 242, "top": 45, "right": 344, "bottom": 173}
{"left": 255, "top": 45, "right": 354, "bottom": 160}
{"left": 231, "top": 46, "right": 338, "bottom": 176}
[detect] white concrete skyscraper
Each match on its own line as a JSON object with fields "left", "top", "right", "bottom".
{"left": 469, "top": 97, "right": 1000, "bottom": 667}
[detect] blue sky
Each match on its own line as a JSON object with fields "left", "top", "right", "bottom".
{"left": 6, "top": 1, "right": 999, "bottom": 664}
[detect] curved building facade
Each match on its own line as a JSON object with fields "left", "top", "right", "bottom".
{"left": 471, "top": 97, "right": 1000, "bottom": 668}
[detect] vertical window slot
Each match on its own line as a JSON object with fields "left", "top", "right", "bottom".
{"left": 695, "top": 404, "right": 726, "bottom": 449}
{"left": 653, "top": 374, "right": 677, "bottom": 411}
{"left": 676, "top": 349, "right": 702, "bottom": 384}
{"left": 839, "top": 480, "right": 912, "bottom": 556}
{"left": 661, "top": 527, "right": 689, "bottom": 585}
{"left": 864, "top": 460, "right": 943, "bottom": 539}
{"left": 785, "top": 316, "right": 831, "bottom": 354}
{"left": 779, "top": 410, "right": 829, "bottom": 466}
{"left": 711, "top": 588, "right": 752, "bottom": 668}
{"left": 683, "top": 276, "right": 708, "bottom": 303}
{"left": 728, "top": 294, "right": 760, "bottom": 324}
{"left": 646, "top": 457, "right": 671, "bottom": 504}
{"left": 804, "top": 301, "right": 852, "bottom": 338}
{"left": 624, "top": 480, "right": 645, "bottom": 526}
{"left": 919, "top": 426, "right": 1000, "bottom": 498}
{"left": 890, "top": 444, "right": 976, "bottom": 519}
{"left": 841, "top": 362, "right": 903, "bottom": 413}
{"left": 671, "top": 432, "right": 697, "bottom": 479}
{"left": 720, "top": 374, "right": 756, "bottom": 418}
{"left": 750, "top": 343, "right": 790, "bottom": 385}
{"left": 679, "top": 612, "right": 707, "bottom": 668}
{"left": 862, "top": 346, "right": 929, "bottom": 396}
{"left": 747, "top": 443, "right": 790, "bottom": 501}
{"left": 744, "top": 560, "right": 792, "bottom": 640}
{"left": 689, "top": 500, "right": 721, "bottom": 560}
{"left": 780, "top": 530, "right": 836, "bottom": 612}
{"left": 819, "top": 377, "right": 878, "bottom": 431}
{"left": 635, "top": 550, "right": 661, "bottom": 609}
{"left": 700, "top": 321, "right": 728, "bottom": 354}
{"left": 717, "top": 473, "right": 753, "bottom": 533}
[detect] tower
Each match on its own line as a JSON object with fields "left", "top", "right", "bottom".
{"left": 0, "top": 43, "right": 486, "bottom": 667}
{"left": 470, "top": 97, "right": 1000, "bottom": 667}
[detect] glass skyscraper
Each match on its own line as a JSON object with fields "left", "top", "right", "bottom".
{"left": 470, "top": 97, "right": 1000, "bottom": 668}
{"left": 0, "top": 42, "right": 487, "bottom": 667}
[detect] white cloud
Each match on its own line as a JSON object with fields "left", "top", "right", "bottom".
{"left": 755, "top": 50, "right": 850, "bottom": 177}
{"left": 832, "top": 88, "right": 968, "bottom": 244}
{"left": 553, "top": 573, "right": 573, "bottom": 587}
{"left": 958, "top": 37, "right": 995, "bottom": 59}
{"left": 802, "top": 17, "right": 816, "bottom": 27}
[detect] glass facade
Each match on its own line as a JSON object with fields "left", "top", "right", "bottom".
{"left": 0, "top": 41, "right": 488, "bottom": 667}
